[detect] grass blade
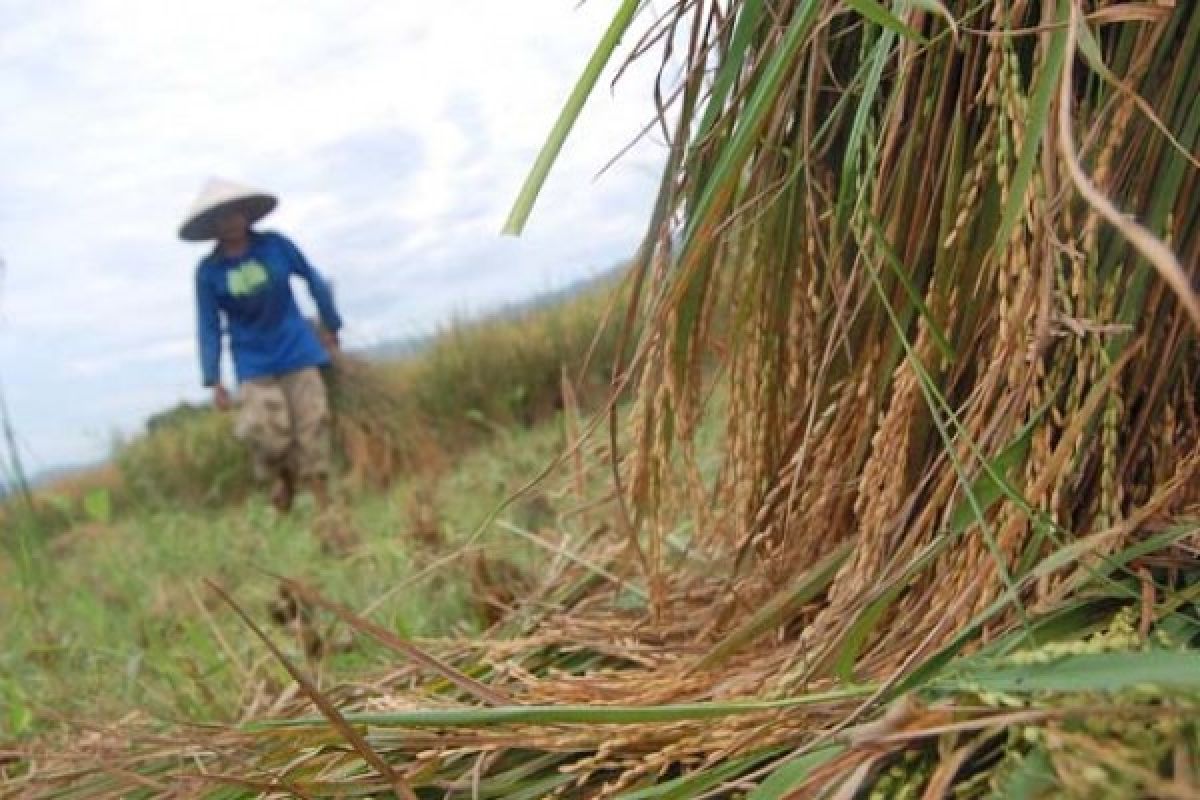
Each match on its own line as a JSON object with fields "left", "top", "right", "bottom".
{"left": 891, "top": 522, "right": 1200, "bottom": 698}
{"left": 866, "top": 213, "right": 955, "bottom": 362}
{"left": 692, "top": 0, "right": 765, "bottom": 147}
{"left": 253, "top": 688, "right": 875, "bottom": 730}
{"left": 746, "top": 745, "right": 844, "bottom": 799}
{"left": 910, "top": 0, "right": 958, "bottom": 43}
{"left": 989, "top": 746, "right": 1056, "bottom": 799}
{"left": 834, "top": 27, "right": 897, "bottom": 232}
{"left": 277, "top": 576, "right": 512, "bottom": 706}
{"left": 945, "top": 412, "right": 1040, "bottom": 535}
{"left": 690, "top": 540, "right": 853, "bottom": 673}
{"left": 844, "top": 0, "right": 927, "bottom": 44}
{"left": 679, "top": 0, "right": 822, "bottom": 263}
{"left": 833, "top": 585, "right": 904, "bottom": 683}
{"left": 936, "top": 650, "right": 1200, "bottom": 694}
{"left": 617, "top": 750, "right": 781, "bottom": 800}
{"left": 992, "top": 0, "right": 1069, "bottom": 252}
{"left": 206, "top": 580, "right": 417, "bottom": 800}
{"left": 503, "top": 0, "right": 642, "bottom": 235}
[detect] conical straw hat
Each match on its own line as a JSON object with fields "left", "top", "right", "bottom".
{"left": 178, "top": 177, "right": 278, "bottom": 241}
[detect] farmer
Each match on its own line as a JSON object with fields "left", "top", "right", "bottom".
{"left": 180, "top": 178, "right": 343, "bottom": 520}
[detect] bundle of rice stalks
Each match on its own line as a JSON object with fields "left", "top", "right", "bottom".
{"left": 543, "top": 0, "right": 1200, "bottom": 678}
{"left": 325, "top": 352, "right": 441, "bottom": 490}
{"left": 7, "top": 1, "right": 1200, "bottom": 797}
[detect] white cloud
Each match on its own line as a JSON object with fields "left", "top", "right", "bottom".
{"left": 66, "top": 338, "right": 194, "bottom": 377}
{"left": 0, "top": 0, "right": 669, "bottom": 469}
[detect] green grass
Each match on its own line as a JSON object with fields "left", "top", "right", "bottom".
{"left": 0, "top": 418, "right": 577, "bottom": 737}
{"left": 399, "top": 284, "right": 622, "bottom": 436}
{"left": 116, "top": 411, "right": 254, "bottom": 509}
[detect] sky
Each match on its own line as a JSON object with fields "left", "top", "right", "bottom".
{"left": 0, "top": 0, "right": 669, "bottom": 472}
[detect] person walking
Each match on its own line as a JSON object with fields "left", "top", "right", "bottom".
{"left": 181, "top": 178, "right": 350, "bottom": 548}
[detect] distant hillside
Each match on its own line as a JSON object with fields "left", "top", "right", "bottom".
{"left": 1, "top": 463, "right": 82, "bottom": 498}
{"left": 26, "top": 458, "right": 109, "bottom": 491}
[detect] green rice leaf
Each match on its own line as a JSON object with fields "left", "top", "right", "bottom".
{"left": 617, "top": 750, "right": 781, "bottom": 800}
{"left": 844, "top": 0, "right": 927, "bottom": 44}
{"left": 891, "top": 523, "right": 1200, "bottom": 697}
{"left": 835, "top": 28, "right": 897, "bottom": 232}
{"left": 977, "top": 599, "right": 1109, "bottom": 659}
{"left": 746, "top": 746, "right": 844, "bottom": 799}
{"left": 691, "top": 540, "right": 853, "bottom": 673}
{"left": 909, "top": 0, "right": 958, "bottom": 42}
{"left": 866, "top": 213, "right": 955, "bottom": 362}
{"left": 936, "top": 650, "right": 1200, "bottom": 694}
{"left": 503, "top": 0, "right": 642, "bottom": 235}
{"left": 992, "top": 0, "right": 1068, "bottom": 251}
{"left": 692, "top": 0, "right": 766, "bottom": 147}
{"left": 945, "top": 412, "right": 1040, "bottom": 534}
{"left": 834, "top": 585, "right": 904, "bottom": 683}
{"left": 990, "top": 746, "right": 1056, "bottom": 799}
{"left": 678, "top": 0, "right": 822, "bottom": 265}
{"left": 493, "top": 773, "right": 576, "bottom": 800}
{"left": 254, "top": 688, "right": 875, "bottom": 730}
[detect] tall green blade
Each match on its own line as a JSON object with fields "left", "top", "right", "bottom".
{"left": 845, "top": 0, "right": 927, "bottom": 44}
{"left": 993, "top": 0, "right": 1069, "bottom": 252}
{"left": 256, "top": 689, "right": 874, "bottom": 730}
{"left": 937, "top": 650, "right": 1200, "bottom": 694}
{"left": 692, "top": 0, "right": 766, "bottom": 147}
{"left": 747, "top": 746, "right": 845, "bottom": 799}
{"left": 503, "top": 0, "right": 642, "bottom": 235}
{"left": 678, "top": 0, "right": 822, "bottom": 263}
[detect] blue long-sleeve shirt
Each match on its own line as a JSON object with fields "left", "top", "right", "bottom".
{"left": 195, "top": 231, "right": 343, "bottom": 386}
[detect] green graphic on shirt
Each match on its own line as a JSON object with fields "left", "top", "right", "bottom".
{"left": 227, "top": 260, "right": 269, "bottom": 297}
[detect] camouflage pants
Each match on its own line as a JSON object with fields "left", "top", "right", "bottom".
{"left": 234, "top": 367, "right": 331, "bottom": 483}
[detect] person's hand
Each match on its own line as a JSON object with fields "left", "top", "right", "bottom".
{"left": 320, "top": 328, "right": 340, "bottom": 353}
{"left": 213, "top": 385, "right": 232, "bottom": 412}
